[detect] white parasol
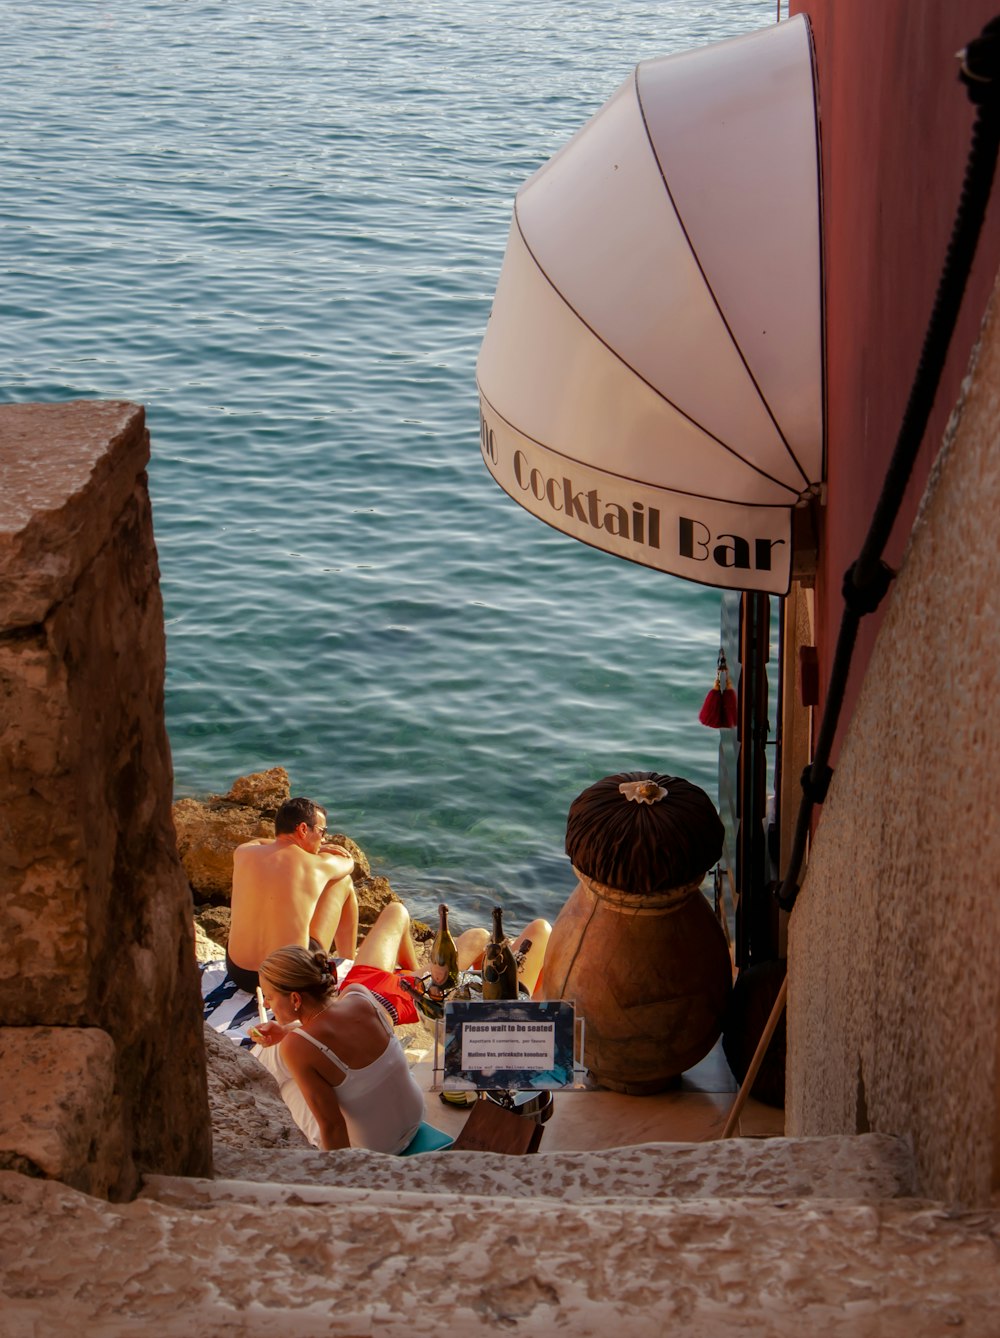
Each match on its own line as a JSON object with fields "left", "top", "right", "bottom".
{"left": 477, "top": 16, "right": 823, "bottom": 595}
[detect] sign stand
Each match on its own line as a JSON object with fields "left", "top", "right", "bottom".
{"left": 432, "top": 998, "right": 585, "bottom": 1092}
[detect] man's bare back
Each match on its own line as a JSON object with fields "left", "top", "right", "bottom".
{"left": 227, "top": 798, "right": 359, "bottom": 976}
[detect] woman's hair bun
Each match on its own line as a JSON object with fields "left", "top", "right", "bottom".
{"left": 312, "top": 948, "right": 334, "bottom": 984}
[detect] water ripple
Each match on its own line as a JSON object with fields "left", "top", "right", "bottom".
{"left": 1, "top": 0, "right": 775, "bottom": 926}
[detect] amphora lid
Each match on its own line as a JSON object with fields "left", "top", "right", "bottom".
{"left": 565, "top": 769, "right": 724, "bottom": 895}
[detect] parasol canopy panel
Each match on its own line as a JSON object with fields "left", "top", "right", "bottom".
{"left": 477, "top": 15, "right": 823, "bottom": 594}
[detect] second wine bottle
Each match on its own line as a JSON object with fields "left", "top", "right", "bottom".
{"left": 481, "top": 904, "right": 518, "bottom": 1000}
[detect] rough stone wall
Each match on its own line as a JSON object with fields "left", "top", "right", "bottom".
{"left": 0, "top": 401, "right": 211, "bottom": 1198}
{"left": 786, "top": 279, "right": 1000, "bottom": 1207}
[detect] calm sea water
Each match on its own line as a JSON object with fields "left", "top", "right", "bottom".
{"left": 2, "top": 0, "right": 776, "bottom": 929}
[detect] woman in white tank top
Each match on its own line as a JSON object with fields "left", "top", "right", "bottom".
{"left": 255, "top": 943, "right": 425, "bottom": 1153}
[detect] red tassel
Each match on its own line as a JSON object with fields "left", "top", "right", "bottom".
{"left": 699, "top": 681, "right": 725, "bottom": 727}
{"left": 698, "top": 653, "right": 738, "bottom": 728}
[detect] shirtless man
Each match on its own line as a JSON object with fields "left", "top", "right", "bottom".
{"left": 225, "top": 796, "right": 359, "bottom": 993}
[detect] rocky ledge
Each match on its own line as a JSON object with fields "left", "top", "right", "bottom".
{"left": 175, "top": 766, "right": 433, "bottom": 955}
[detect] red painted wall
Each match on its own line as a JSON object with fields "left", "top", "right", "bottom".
{"left": 789, "top": 0, "right": 1000, "bottom": 756}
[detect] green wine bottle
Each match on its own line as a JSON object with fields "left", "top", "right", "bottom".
{"left": 428, "top": 902, "right": 459, "bottom": 998}
{"left": 481, "top": 905, "right": 518, "bottom": 1000}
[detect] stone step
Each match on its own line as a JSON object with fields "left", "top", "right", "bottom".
{"left": 3, "top": 1168, "right": 998, "bottom": 1337}
{"left": 193, "top": 1132, "right": 916, "bottom": 1207}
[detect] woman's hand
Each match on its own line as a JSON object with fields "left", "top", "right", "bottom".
{"left": 248, "top": 1019, "right": 287, "bottom": 1047}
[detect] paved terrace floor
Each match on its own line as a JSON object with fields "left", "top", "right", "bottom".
{"left": 409, "top": 1034, "right": 784, "bottom": 1150}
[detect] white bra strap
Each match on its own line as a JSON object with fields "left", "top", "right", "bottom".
{"left": 342, "top": 982, "right": 395, "bottom": 1037}
{"left": 293, "top": 1026, "right": 349, "bottom": 1075}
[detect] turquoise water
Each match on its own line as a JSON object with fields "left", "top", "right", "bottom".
{"left": 2, "top": 0, "right": 775, "bottom": 929}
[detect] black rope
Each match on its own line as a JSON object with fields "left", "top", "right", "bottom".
{"left": 776, "top": 20, "right": 1000, "bottom": 913}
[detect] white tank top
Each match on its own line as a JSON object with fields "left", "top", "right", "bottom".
{"left": 293, "top": 986, "right": 424, "bottom": 1153}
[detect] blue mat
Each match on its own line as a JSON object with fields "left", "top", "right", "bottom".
{"left": 399, "top": 1121, "right": 454, "bottom": 1155}
{"left": 200, "top": 960, "right": 263, "bottom": 1049}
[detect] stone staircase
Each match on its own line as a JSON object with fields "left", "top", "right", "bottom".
{"left": 2, "top": 1132, "right": 999, "bottom": 1335}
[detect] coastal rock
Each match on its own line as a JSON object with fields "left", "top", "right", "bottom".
{"left": 172, "top": 793, "right": 275, "bottom": 904}
{"left": 0, "top": 400, "right": 211, "bottom": 1197}
{"left": 176, "top": 770, "right": 416, "bottom": 938}
{"left": 353, "top": 871, "right": 402, "bottom": 934}
{"left": 325, "top": 836, "right": 423, "bottom": 936}
{"left": 194, "top": 919, "right": 226, "bottom": 963}
{"left": 171, "top": 772, "right": 376, "bottom": 905}
{"left": 171, "top": 765, "right": 297, "bottom": 905}
{"left": 224, "top": 766, "right": 291, "bottom": 811}
{"left": 327, "top": 830, "right": 371, "bottom": 880}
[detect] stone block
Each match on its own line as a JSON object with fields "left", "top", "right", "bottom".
{"left": 0, "top": 401, "right": 211, "bottom": 1194}
{"left": 0, "top": 401, "right": 149, "bottom": 627}
{"left": 207, "top": 1131, "right": 917, "bottom": 1203}
{"left": 0, "top": 1027, "right": 124, "bottom": 1199}
{"left": 5, "top": 1171, "right": 1000, "bottom": 1336}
